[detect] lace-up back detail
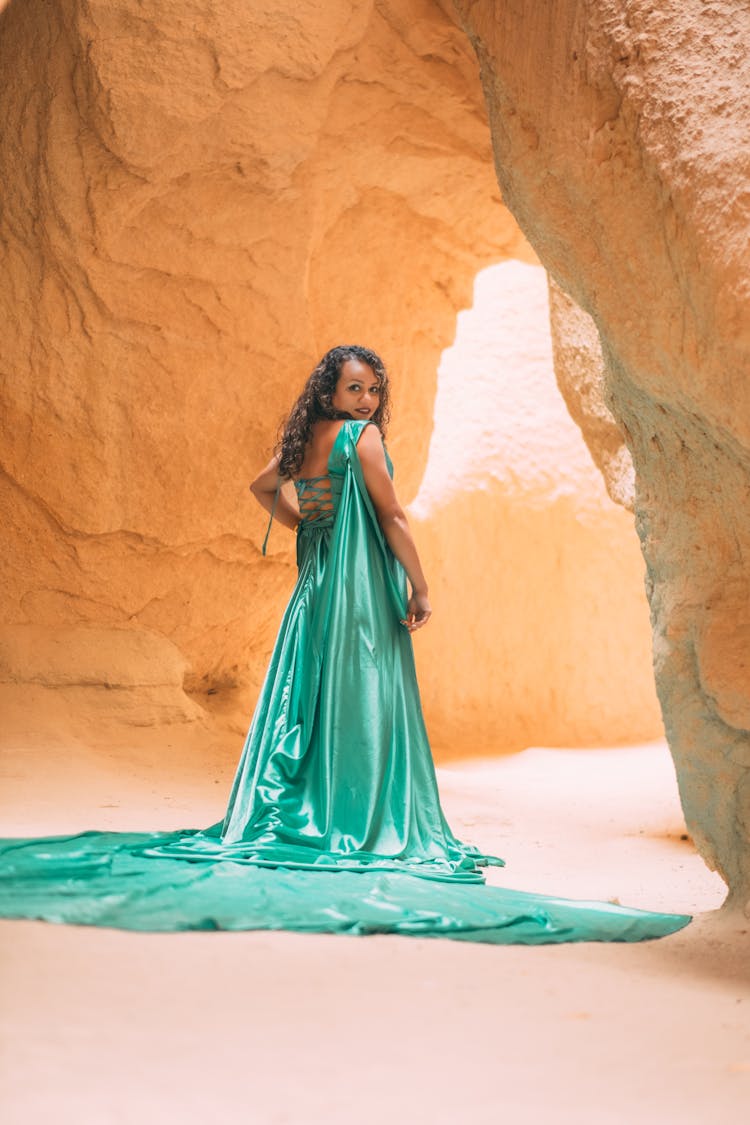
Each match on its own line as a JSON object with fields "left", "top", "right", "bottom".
{"left": 294, "top": 474, "right": 335, "bottom": 527}
{"left": 261, "top": 422, "right": 370, "bottom": 554}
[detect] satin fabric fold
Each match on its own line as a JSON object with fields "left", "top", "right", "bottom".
{"left": 142, "top": 419, "right": 507, "bottom": 882}
{"left": 0, "top": 830, "right": 690, "bottom": 941}
{"left": 0, "top": 419, "right": 692, "bottom": 942}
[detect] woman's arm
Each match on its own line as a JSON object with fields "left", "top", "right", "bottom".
{"left": 355, "top": 424, "right": 432, "bottom": 632}
{"left": 249, "top": 454, "right": 301, "bottom": 532}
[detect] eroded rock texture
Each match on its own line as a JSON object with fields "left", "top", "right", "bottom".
{"left": 0, "top": 0, "right": 526, "bottom": 721}
{"left": 456, "top": 0, "right": 750, "bottom": 905}
{"left": 547, "top": 278, "right": 635, "bottom": 512}
{"left": 0, "top": 0, "right": 671, "bottom": 777}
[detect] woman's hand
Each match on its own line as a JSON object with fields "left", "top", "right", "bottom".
{"left": 401, "top": 590, "right": 432, "bottom": 633}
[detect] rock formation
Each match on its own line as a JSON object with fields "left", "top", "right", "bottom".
{"left": 1, "top": 1, "right": 672, "bottom": 802}
{"left": 547, "top": 278, "right": 635, "bottom": 512}
{"left": 0, "top": 0, "right": 526, "bottom": 724}
{"left": 455, "top": 0, "right": 750, "bottom": 906}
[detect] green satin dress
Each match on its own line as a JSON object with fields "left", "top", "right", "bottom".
{"left": 0, "top": 420, "right": 692, "bottom": 942}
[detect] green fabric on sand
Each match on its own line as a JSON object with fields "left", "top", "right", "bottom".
{"left": 0, "top": 421, "right": 691, "bottom": 944}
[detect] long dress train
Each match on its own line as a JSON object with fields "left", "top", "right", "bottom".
{"left": 0, "top": 421, "right": 691, "bottom": 943}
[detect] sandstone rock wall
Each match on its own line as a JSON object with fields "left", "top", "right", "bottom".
{"left": 1, "top": 0, "right": 669, "bottom": 776}
{"left": 0, "top": 0, "right": 526, "bottom": 716}
{"left": 455, "top": 0, "right": 750, "bottom": 904}
{"left": 547, "top": 278, "right": 635, "bottom": 512}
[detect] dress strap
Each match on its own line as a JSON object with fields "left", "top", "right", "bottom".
{"left": 261, "top": 475, "right": 282, "bottom": 557}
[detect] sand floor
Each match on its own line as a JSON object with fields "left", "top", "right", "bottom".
{"left": 0, "top": 729, "right": 747, "bottom": 1125}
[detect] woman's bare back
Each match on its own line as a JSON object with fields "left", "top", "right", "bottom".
{"left": 293, "top": 419, "right": 349, "bottom": 481}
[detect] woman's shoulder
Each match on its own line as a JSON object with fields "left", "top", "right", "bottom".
{"left": 348, "top": 418, "right": 382, "bottom": 440}
{"left": 322, "top": 417, "right": 383, "bottom": 446}
{"left": 323, "top": 418, "right": 386, "bottom": 473}
{"left": 337, "top": 419, "right": 386, "bottom": 459}
{"left": 348, "top": 421, "right": 392, "bottom": 476}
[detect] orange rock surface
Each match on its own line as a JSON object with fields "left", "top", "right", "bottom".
{"left": 456, "top": 0, "right": 750, "bottom": 902}
{"left": 1, "top": 2, "right": 664, "bottom": 768}
{"left": 0, "top": 0, "right": 524, "bottom": 719}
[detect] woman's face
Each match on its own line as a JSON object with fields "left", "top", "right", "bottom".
{"left": 331, "top": 358, "right": 381, "bottom": 420}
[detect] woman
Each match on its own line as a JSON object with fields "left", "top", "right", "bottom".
{"left": 0, "top": 346, "right": 692, "bottom": 942}
{"left": 253, "top": 345, "right": 431, "bottom": 632}
{"left": 153, "top": 344, "right": 507, "bottom": 881}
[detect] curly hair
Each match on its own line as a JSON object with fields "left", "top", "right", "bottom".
{"left": 276, "top": 345, "right": 391, "bottom": 478}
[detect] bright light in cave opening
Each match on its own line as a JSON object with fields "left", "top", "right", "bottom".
{"left": 410, "top": 259, "right": 612, "bottom": 521}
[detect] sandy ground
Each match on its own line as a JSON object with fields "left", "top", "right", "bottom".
{"left": 0, "top": 725, "right": 747, "bottom": 1125}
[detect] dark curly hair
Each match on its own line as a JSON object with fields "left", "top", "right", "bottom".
{"left": 276, "top": 345, "right": 391, "bottom": 478}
